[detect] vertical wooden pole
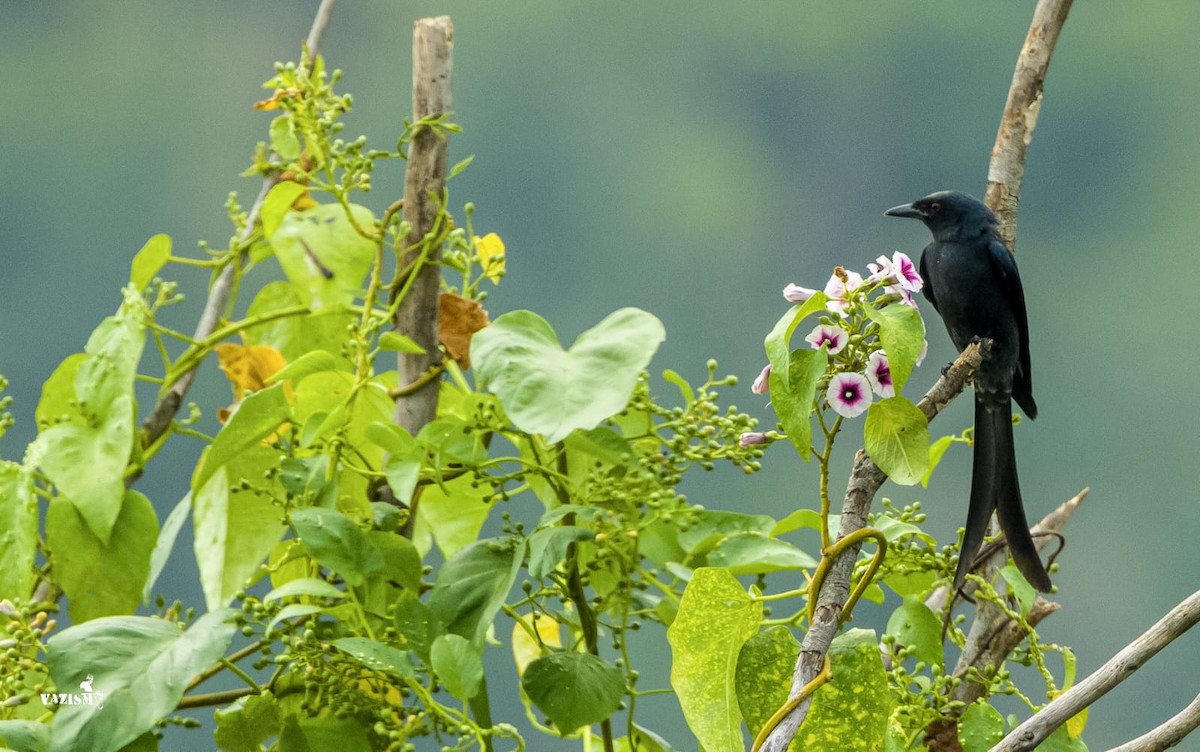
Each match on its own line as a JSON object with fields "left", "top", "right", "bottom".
{"left": 395, "top": 16, "right": 453, "bottom": 434}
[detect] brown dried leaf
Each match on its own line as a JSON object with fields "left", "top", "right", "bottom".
{"left": 438, "top": 293, "right": 489, "bottom": 370}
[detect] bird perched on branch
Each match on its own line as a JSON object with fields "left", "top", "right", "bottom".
{"left": 885, "top": 190, "right": 1052, "bottom": 593}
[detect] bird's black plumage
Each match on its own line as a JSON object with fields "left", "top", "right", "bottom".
{"left": 885, "top": 190, "right": 1052, "bottom": 592}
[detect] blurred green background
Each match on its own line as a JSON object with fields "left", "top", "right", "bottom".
{"left": 3, "top": 1, "right": 1199, "bottom": 749}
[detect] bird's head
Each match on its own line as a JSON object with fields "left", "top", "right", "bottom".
{"left": 884, "top": 190, "right": 997, "bottom": 241}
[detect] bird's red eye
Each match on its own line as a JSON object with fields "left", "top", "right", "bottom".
{"left": 930, "top": 202, "right": 942, "bottom": 215}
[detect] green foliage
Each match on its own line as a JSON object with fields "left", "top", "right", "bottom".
{"left": 0, "top": 40, "right": 1088, "bottom": 752}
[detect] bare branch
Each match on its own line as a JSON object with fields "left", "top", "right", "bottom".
{"left": 1106, "top": 692, "right": 1200, "bottom": 752}
{"left": 394, "top": 16, "right": 454, "bottom": 435}
{"left": 136, "top": 0, "right": 340, "bottom": 460}
{"left": 760, "top": 343, "right": 984, "bottom": 752}
{"left": 984, "top": 0, "right": 1075, "bottom": 250}
{"left": 992, "top": 589, "right": 1200, "bottom": 752}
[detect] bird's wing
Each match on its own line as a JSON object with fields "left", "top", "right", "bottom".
{"left": 986, "top": 237, "right": 1035, "bottom": 416}
{"left": 919, "top": 244, "right": 939, "bottom": 312}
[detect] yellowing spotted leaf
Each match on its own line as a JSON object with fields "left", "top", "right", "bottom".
{"left": 474, "top": 233, "right": 506, "bottom": 284}
{"left": 511, "top": 613, "right": 562, "bottom": 677}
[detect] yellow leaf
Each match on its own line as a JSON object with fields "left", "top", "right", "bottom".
{"left": 215, "top": 343, "right": 290, "bottom": 400}
{"left": 511, "top": 612, "right": 562, "bottom": 677}
{"left": 474, "top": 233, "right": 506, "bottom": 284}
{"left": 1066, "top": 706, "right": 1089, "bottom": 738}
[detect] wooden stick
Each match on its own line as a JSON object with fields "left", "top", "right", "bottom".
{"left": 394, "top": 16, "right": 453, "bottom": 435}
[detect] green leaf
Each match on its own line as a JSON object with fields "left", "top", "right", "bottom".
{"left": 865, "top": 303, "right": 924, "bottom": 394}
{"left": 430, "top": 634, "right": 483, "bottom": 700}
{"left": 615, "top": 724, "right": 680, "bottom": 752}
{"left": 244, "top": 281, "right": 355, "bottom": 363}
{"left": 522, "top": 652, "right": 625, "bottom": 734}
{"left": 958, "top": 701, "right": 1005, "bottom": 752}
{"left": 472, "top": 308, "right": 666, "bottom": 443}
{"left": 794, "top": 628, "right": 891, "bottom": 751}
{"left": 263, "top": 577, "right": 345, "bottom": 603}
{"left": 0, "top": 463, "right": 37, "bottom": 600}
{"left": 667, "top": 567, "right": 762, "bottom": 752}
{"left": 143, "top": 493, "right": 190, "bottom": 605}
{"left": 677, "top": 510, "right": 776, "bottom": 552}
{"left": 0, "top": 720, "right": 49, "bottom": 752}
{"left": 527, "top": 526, "right": 595, "bottom": 580}
{"left": 267, "top": 603, "right": 324, "bottom": 635}
{"left": 770, "top": 508, "right": 825, "bottom": 537}
{"left": 864, "top": 396, "right": 930, "bottom": 485}
{"left": 214, "top": 693, "right": 282, "bottom": 752}
{"left": 195, "top": 382, "right": 290, "bottom": 491}
{"left": 383, "top": 454, "right": 421, "bottom": 506}
{"left": 763, "top": 293, "right": 830, "bottom": 387}
{"left": 565, "top": 426, "right": 635, "bottom": 466}
{"left": 290, "top": 507, "right": 384, "bottom": 588}
{"left": 661, "top": 368, "right": 695, "bottom": 405}
{"left": 378, "top": 331, "right": 426, "bottom": 354}
{"left": 266, "top": 350, "right": 343, "bottom": 385}
{"left": 129, "top": 234, "right": 171, "bottom": 290}
{"left": 769, "top": 348, "right": 828, "bottom": 460}
{"left": 428, "top": 537, "right": 522, "bottom": 648}
{"left": 999, "top": 564, "right": 1037, "bottom": 615}
{"left": 271, "top": 202, "right": 376, "bottom": 308}
{"left": 46, "top": 609, "right": 237, "bottom": 752}
{"left": 35, "top": 353, "right": 87, "bottom": 429}
{"left": 735, "top": 625, "right": 800, "bottom": 736}
{"left": 269, "top": 114, "right": 302, "bottom": 160}
{"left": 48, "top": 491, "right": 157, "bottom": 623}
{"left": 261, "top": 181, "right": 308, "bottom": 240}
{"left": 705, "top": 533, "right": 818, "bottom": 575}
{"left": 414, "top": 473, "right": 496, "bottom": 559}
{"left": 75, "top": 293, "right": 146, "bottom": 420}
{"left": 193, "top": 446, "right": 288, "bottom": 611}
{"left": 333, "top": 637, "right": 416, "bottom": 679}
{"left": 885, "top": 596, "right": 944, "bottom": 669}
{"left": 34, "top": 394, "right": 133, "bottom": 544}
{"left": 883, "top": 566, "right": 937, "bottom": 599}
{"left": 365, "top": 530, "right": 422, "bottom": 595}
{"left": 922, "top": 434, "right": 957, "bottom": 487}
{"left": 394, "top": 592, "right": 441, "bottom": 661}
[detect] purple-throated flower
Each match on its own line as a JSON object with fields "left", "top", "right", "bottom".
{"left": 752, "top": 364, "right": 771, "bottom": 395}
{"left": 866, "top": 255, "right": 895, "bottom": 285}
{"left": 865, "top": 350, "right": 894, "bottom": 397}
{"left": 783, "top": 283, "right": 817, "bottom": 303}
{"left": 886, "top": 283, "right": 918, "bottom": 308}
{"left": 891, "top": 251, "right": 923, "bottom": 292}
{"left": 823, "top": 268, "right": 864, "bottom": 315}
{"left": 826, "top": 372, "right": 872, "bottom": 418}
{"left": 805, "top": 324, "right": 848, "bottom": 354}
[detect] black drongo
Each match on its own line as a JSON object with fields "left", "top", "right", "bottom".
{"left": 885, "top": 190, "right": 1052, "bottom": 592}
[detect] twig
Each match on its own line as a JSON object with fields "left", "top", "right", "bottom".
{"left": 1107, "top": 692, "right": 1200, "bottom": 752}
{"left": 984, "top": 0, "right": 1075, "bottom": 251}
{"left": 759, "top": 343, "right": 984, "bottom": 752}
{"left": 991, "top": 589, "right": 1200, "bottom": 752}
{"left": 136, "top": 0, "right": 340, "bottom": 463}
{"left": 394, "top": 16, "right": 453, "bottom": 436}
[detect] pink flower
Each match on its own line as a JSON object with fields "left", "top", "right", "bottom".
{"left": 823, "top": 268, "right": 864, "bottom": 315}
{"left": 826, "top": 372, "right": 872, "bottom": 418}
{"left": 886, "top": 283, "right": 918, "bottom": 308}
{"left": 865, "top": 351, "right": 894, "bottom": 398}
{"left": 752, "top": 364, "right": 771, "bottom": 395}
{"left": 783, "top": 283, "right": 817, "bottom": 303}
{"left": 866, "top": 255, "right": 895, "bottom": 285}
{"left": 805, "top": 324, "right": 849, "bottom": 354}
{"left": 891, "top": 252, "right": 923, "bottom": 292}
{"left": 739, "top": 432, "right": 768, "bottom": 447}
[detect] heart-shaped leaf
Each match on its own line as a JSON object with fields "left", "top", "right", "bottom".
{"left": 472, "top": 308, "right": 665, "bottom": 443}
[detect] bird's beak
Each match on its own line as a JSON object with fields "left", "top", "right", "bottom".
{"left": 884, "top": 203, "right": 924, "bottom": 219}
